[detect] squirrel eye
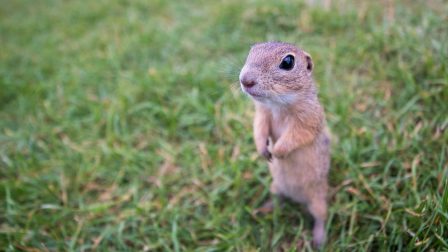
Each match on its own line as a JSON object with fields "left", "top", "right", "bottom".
{"left": 279, "top": 55, "right": 295, "bottom": 70}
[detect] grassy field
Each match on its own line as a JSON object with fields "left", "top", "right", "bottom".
{"left": 1, "top": 0, "right": 447, "bottom": 251}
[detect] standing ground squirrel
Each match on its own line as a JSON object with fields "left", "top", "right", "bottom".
{"left": 239, "top": 42, "right": 330, "bottom": 247}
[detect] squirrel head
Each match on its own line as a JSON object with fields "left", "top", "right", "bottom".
{"left": 239, "top": 42, "right": 315, "bottom": 105}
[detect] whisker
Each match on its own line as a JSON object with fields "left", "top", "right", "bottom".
{"left": 219, "top": 56, "right": 244, "bottom": 82}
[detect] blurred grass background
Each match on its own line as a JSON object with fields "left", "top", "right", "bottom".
{"left": 0, "top": 0, "right": 447, "bottom": 251}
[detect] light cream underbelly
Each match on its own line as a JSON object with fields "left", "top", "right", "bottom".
{"left": 268, "top": 145, "right": 326, "bottom": 203}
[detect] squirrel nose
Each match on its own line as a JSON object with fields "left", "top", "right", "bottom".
{"left": 241, "top": 75, "right": 257, "bottom": 88}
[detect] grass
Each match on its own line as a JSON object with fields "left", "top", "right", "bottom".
{"left": 0, "top": 0, "right": 447, "bottom": 251}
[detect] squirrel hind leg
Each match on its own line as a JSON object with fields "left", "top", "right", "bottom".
{"left": 254, "top": 198, "right": 275, "bottom": 214}
{"left": 254, "top": 194, "right": 285, "bottom": 215}
{"left": 254, "top": 183, "right": 285, "bottom": 215}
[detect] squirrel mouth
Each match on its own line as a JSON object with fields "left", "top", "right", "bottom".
{"left": 243, "top": 87, "right": 264, "bottom": 98}
{"left": 244, "top": 90, "right": 264, "bottom": 98}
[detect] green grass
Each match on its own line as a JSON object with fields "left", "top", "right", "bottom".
{"left": 1, "top": 0, "right": 447, "bottom": 251}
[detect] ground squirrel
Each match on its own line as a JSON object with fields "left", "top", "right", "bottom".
{"left": 239, "top": 42, "right": 330, "bottom": 247}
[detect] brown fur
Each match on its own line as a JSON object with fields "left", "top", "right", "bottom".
{"left": 240, "top": 42, "right": 330, "bottom": 247}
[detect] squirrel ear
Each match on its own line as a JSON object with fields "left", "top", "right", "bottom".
{"left": 304, "top": 52, "right": 313, "bottom": 73}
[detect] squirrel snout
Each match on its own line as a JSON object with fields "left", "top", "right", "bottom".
{"left": 240, "top": 75, "right": 257, "bottom": 88}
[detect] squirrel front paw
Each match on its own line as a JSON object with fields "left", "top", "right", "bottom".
{"left": 261, "top": 148, "right": 272, "bottom": 162}
{"left": 257, "top": 139, "right": 272, "bottom": 162}
{"left": 271, "top": 144, "right": 288, "bottom": 159}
